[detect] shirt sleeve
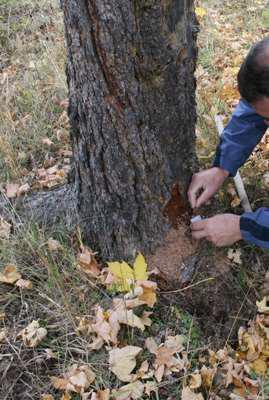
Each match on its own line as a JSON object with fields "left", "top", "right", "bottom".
{"left": 213, "top": 99, "right": 267, "bottom": 176}
{"left": 240, "top": 208, "right": 269, "bottom": 249}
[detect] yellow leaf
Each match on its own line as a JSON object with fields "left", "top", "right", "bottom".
{"left": 195, "top": 7, "right": 206, "bottom": 18}
{"left": 51, "top": 364, "right": 96, "bottom": 394}
{"left": 107, "top": 261, "right": 135, "bottom": 291}
{"left": 133, "top": 253, "right": 148, "bottom": 281}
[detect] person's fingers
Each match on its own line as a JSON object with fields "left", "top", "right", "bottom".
{"left": 196, "top": 188, "right": 212, "bottom": 208}
{"left": 191, "top": 219, "right": 207, "bottom": 231}
{"left": 192, "top": 229, "right": 207, "bottom": 240}
{"left": 188, "top": 178, "right": 203, "bottom": 208}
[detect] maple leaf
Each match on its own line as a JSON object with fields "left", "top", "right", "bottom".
{"left": 0, "top": 264, "right": 21, "bottom": 284}
{"left": 107, "top": 252, "right": 148, "bottom": 292}
{"left": 145, "top": 335, "right": 187, "bottom": 382}
{"left": 51, "top": 364, "right": 96, "bottom": 394}
{"left": 109, "top": 345, "right": 142, "bottom": 382}
{"left": 19, "top": 320, "right": 47, "bottom": 347}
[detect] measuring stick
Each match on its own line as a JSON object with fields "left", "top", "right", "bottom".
{"left": 215, "top": 115, "right": 252, "bottom": 212}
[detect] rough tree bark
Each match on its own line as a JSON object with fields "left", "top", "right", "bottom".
{"left": 62, "top": 0, "right": 198, "bottom": 261}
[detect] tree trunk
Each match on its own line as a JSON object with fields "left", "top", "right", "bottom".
{"left": 62, "top": 0, "right": 198, "bottom": 261}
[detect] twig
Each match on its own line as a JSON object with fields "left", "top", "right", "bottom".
{"left": 160, "top": 277, "right": 215, "bottom": 294}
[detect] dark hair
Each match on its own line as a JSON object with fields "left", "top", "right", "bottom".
{"left": 237, "top": 37, "right": 269, "bottom": 103}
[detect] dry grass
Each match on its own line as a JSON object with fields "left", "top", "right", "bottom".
{"left": 1, "top": 0, "right": 269, "bottom": 398}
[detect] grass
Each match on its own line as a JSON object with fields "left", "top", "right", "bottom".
{"left": 1, "top": 0, "right": 269, "bottom": 398}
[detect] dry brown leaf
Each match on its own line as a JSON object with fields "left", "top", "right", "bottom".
{"left": 200, "top": 365, "right": 216, "bottom": 388}
{"left": 77, "top": 247, "right": 100, "bottom": 277}
{"left": 250, "top": 358, "right": 267, "bottom": 375}
{"left": 112, "top": 381, "right": 144, "bottom": 400}
{"left": 144, "top": 380, "right": 158, "bottom": 397}
{"left": 0, "top": 328, "right": 7, "bottom": 344}
{"left": 48, "top": 238, "right": 62, "bottom": 252}
{"left": 19, "top": 320, "right": 47, "bottom": 347}
{"left": 109, "top": 345, "right": 142, "bottom": 382}
{"left": 181, "top": 387, "right": 204, "bottom": 400}
{"left": 0, "top": 264, "right": 21, "bottom": 284}
{"left": 51, "top": 364, "right": 96, "bottom": 394}
{"left": 90, "top": 389, "right": 110, "bottom": 400}
{"left": 145, "top": 335, "right": 186, "bottom": 382}
{"left": 189, "top": 372, "right": 202, "bottom": 389}
{"left": 15, "top": 279, "right": 33, "bottom": 289}
{"left": 5, "top": 183, "right": 19, "bottom": 198}
{"left": 17, "top": 183, "right": 30, "bottom": 196}
{"left": 0, "top": 218, "right": 11, "bottom": 239}
{"left": 256, "top": 297, "right": 269, "bottom": 314}
{"left": 42, "top": 137, "right": 54, "bottom": 146}
{"left": 227, "top": 249, "right": 242, "bottom": 265}
{"left": 137, "top": 280, "right": 157, "bottom": 308}
{"left": 41, "top": 395, "right": 55, "bottom": 400}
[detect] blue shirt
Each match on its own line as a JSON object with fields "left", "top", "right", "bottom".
{"left": 213, "top": 99, "right": 269, "bottom": 249}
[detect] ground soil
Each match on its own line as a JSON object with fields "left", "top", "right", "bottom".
{"left": 148, "top": 222, "right": 260, "bottom": 347}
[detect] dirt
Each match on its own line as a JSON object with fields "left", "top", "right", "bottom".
{"left": 148, "top": 225, "right": 259, "bottom": 347}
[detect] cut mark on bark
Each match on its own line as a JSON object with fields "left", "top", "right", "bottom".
{"left": 162, "top": 182, "right": 191, "bottom": 229}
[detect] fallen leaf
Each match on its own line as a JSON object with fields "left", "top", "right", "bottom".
{"left": 41, "top": 395, "right": 55, "bottom": 400}
{"left": 227, "top": 249, "right": 242, "bottom": 265}
{"left": 145, "top": 335, "right": 186, "bottom": 382}
{"left": 0, "top": 328, "right": 7, "bottom": 343}
{"left": 112, "top": 381, "right": 144, "bottom": 400}
{"left": 0, "top": 264, "right": 21, "bottom": 284}
{"left": 17, "top": 183, "right": 30, "bottom": 196}
{"left": 189, "top": 372, "right": 202, "bottom": 389}
{"left": 42, "top": 137, "right": 54, "bottom": 146}
{"left": 144, "top": 380, "right": 158, "bottom": 396}
{"left": 51, "top": 364, "right": 96, "bottom": 394}
{"left": 77, "top": 247, "right": 100, "bottom": 277}
{"left": 250, "top": 358, "right": 267, "bottom": 375}
{"left": 181, "top": 386, "right": 204, "bottom": 400}
{"left": 195, "top": 7, "right": 206, "bottom": 18}
{"left": 48, "top": 238, "right": 62, "bottom": 252}
{"left": 5, "top": 183, "right": 19, "bottom": 198}
{"left": 15, "top": 279, "right": 33, "bottom": 289}
{"left": 109, "top": 345, "right": 142, "bottom": 382}
{"left": 90, "top": 389, "right": 110, "bottom": 400}
{"left": 256, "top": 297, "right": 269, "bottom": 314}
{"left": 0, "top": 218, "right": 11, "bottom": 239}
{"left": 19, "top": 320, "right": 47, "bottom": 347}
{"left": 107, "top": 253, "right": 148, "bottom": 292}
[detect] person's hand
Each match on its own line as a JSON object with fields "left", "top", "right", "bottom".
{"left": 191, "top": 214, "right": 242, "bottom": 247}
{"left": 188, "top": 167, "right": 229, "bottom": 209}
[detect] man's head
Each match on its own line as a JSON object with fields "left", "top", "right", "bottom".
{"left": 238, "top": 37, "right": 269, "bottom": 124}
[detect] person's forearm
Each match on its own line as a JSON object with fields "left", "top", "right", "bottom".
{"left": 240, "top": 208, "right": 269, "bottom": 249}
{"left": 213, "top": 99, "right": 267, "bottom": 176}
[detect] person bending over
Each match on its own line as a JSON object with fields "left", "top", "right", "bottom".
{"left": 188, "top": 37, "right": 269, "bottom": 249}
